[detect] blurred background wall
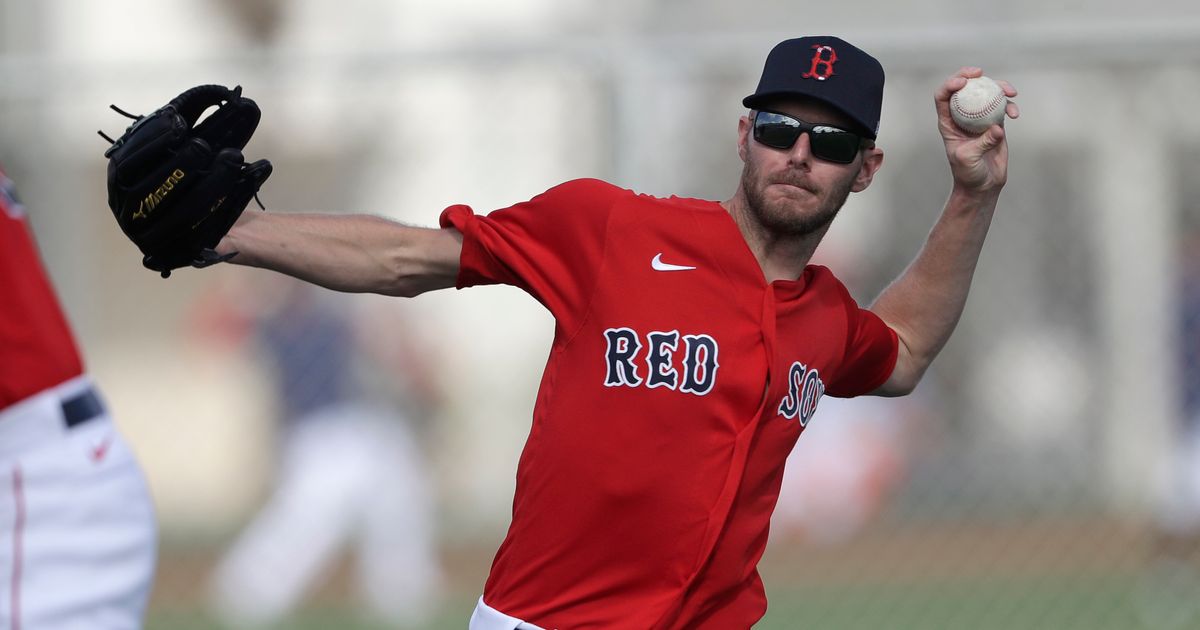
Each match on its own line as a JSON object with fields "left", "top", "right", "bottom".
{"left": 3, "top": 1, "right": 1200, "bottom": 628}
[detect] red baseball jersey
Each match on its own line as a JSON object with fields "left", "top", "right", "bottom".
{"left": 0, "top": 167, "right": 84, "bottom": 409}
{"left": 440, "top": 178, "right": 898, "bottom": 628}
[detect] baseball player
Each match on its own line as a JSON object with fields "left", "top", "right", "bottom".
{"left": 0, "top": 164, "right": 158, "bottom": 629}
{"left": 1138, "top": 228, "right": 1200, "bottom": 627}
{"left": 111, "top": 35, "right": 1018, "bottom": 628}
{"left": 204, "top": 279, "right": 444, "bottom": 627}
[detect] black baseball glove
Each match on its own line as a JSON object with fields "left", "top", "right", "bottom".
{"left": 101, "top": 84, "right": 272, "bottom": 277}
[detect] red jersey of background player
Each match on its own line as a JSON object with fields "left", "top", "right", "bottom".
{"left": 0, "top": 166, "right": 84, "bottom": 408}
{"left": 440, "top": 178, "right": 898, "bottom": 628}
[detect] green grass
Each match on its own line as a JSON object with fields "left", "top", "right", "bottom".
{"left": 148, "top": 598, "right": 479, "bottom": 630}
{"left": 757, "top": 574, "right": 1143, "bottom": 630}
{"left": 148, "top": 573, "right": 1183, "bottom": 630}
{"left": 147, "top": 519, "right": 1200, "bottom": 630}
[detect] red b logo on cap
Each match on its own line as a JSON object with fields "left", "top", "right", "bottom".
{"left": 802, "top": 45, "right": 837, "bottom": 81}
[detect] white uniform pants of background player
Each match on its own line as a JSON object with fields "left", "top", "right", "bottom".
{"left": 1157, "top": 417, "right": 1200, "bottom": 536}
{"left": 0, "top": 376, "right": 158, "bottom": 630}
{"left": 209, "top": 402, "right": 443, "bottom": 627}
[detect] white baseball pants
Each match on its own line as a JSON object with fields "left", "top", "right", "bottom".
{"left": 0, "top": 376, "right": 157, "bottom": 630}
{"left": 470, "top": 597, "right": 548, "bottom": 630}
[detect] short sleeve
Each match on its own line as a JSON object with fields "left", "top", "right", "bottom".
{"left": 824, "top": 288, "right": 899, "bottom": 398}
{"left": 438, "top": 178, "right": 624, "bottom": 327}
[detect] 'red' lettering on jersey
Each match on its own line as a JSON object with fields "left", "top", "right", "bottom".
{"left": 0, "top": 167, "right": 84, "bottom": 409}
{"left": 439, "top": 178, "right": 898, "bottom": 628}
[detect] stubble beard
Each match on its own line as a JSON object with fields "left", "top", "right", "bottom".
{"left": 740, "top": 158, "right": 858, "bottom": 237}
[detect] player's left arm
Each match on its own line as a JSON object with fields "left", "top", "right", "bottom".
{"left": 868, "top": 67, "right": 1019, "bottom": 397}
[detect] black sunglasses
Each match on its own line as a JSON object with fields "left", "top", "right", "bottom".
{"left": 752, "top": 110, "right": 864, "bottom": 164}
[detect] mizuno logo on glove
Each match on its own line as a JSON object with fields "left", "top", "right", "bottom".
{"left": 134, "top": 168, "right": 186, "bottom": 220}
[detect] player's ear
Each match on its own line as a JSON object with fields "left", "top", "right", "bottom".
{"left": 737, "top": 114, "right": 752, "bottom": 162}
{"left": 851, "top": 146, "right": 884, "bottom": 192}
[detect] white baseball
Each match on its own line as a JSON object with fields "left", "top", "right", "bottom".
{"left": 949, "top": 76, "right": 1007, "bottom": 135}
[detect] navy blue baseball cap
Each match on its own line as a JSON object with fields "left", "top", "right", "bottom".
{"left": 743, "top": 36, "right": 885, "bottom": 140}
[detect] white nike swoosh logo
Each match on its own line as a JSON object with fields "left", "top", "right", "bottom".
{"left": 651, "top": 253, "right": 697, "bottom": 272}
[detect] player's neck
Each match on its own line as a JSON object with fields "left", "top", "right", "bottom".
{"left": 721, "top": 194, "right": 828, "bottom": 284}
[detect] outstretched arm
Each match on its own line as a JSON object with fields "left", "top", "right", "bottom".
{"left": 216, "top": 210, "right": 463, "bottom": 297}
{"left": 869, "top": 67, "right": 1020, "bottom": 396}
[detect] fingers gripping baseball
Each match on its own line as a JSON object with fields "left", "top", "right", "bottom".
{"left": 935, "top": 67, "right": 1018, "bottom": 193}
{"left": 935, "top": 68, "right": 1020, "bottom": 132}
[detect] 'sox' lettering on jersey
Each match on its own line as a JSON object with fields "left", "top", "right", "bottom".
{"left": 777, "top": 361, "right": 826, "bottom": 426}
{"left": 801, "top": 44, "right": 838, "bottom": 81}
{"left": 604, "top": 328, "right": 720, "bottom": 396}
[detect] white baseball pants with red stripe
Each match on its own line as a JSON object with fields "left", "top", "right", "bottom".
{"left": 0, "top": 376, "right": 157, "bottom": 630}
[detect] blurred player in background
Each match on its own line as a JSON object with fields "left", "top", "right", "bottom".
{"left": 200, "top": 276, "right": 444, "bottom": 628}
{"left": 1140, "top": 228, "right": 1200, "bottom": 628}
{"left": 0, "top": 163, "right": 157, "bottom": 628}
{"left": 1156, "top": 229, "right": 1200, "bottom": 551}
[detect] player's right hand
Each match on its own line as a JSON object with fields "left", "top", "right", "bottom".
{"left": 934, "top": 67, "right": 1019, "bottom": 196}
